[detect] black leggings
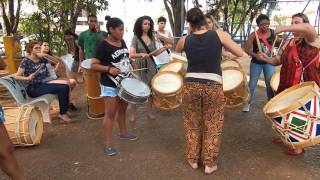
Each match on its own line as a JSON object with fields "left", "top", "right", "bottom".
{"left": 27, "top": 83, "right": 70, "bottom": 114}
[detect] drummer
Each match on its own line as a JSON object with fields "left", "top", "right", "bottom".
{"left": 176, "top": 8, "right": 243, "bottom": 174}
{"left": 91, "top": 16, "right": 137, "bottom": 156}
{"left": 129, "top": 16, "right": 168, "bottom": 126}
{"left": 242, "top": 14, "right": 277, "bottom": 112}
{"left": 262, "top": 13, "right": 319, "bottom": 156}
{"left": 0, "top": 105, "right": 26, "bottom": 180}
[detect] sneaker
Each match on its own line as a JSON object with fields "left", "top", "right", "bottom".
{"left": 104, "top": 147, "right": 117, "bottom": 156}
{"left": 119, "top": 133, "right": 138, "bottom": 141}
{"left": 68, "top": 103, "right": 78, "bottom": 111}
{"left": 205, "top": 165, "right": 218, "bottom": 174}
{"left": 242, "top": 103, "right": 250, "bottom": 112}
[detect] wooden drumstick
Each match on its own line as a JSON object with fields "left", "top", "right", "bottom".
{"left": 148, "top": 46, "right": 168, "bottom": 57}
{"left": 270, "top": 35, "right": 278, "bottom": 57}
{"left": 254, "top": 26, "right": 262, "bottom": 53}
{"left": 127, "top": 68, "right": 148, "bottom": 72}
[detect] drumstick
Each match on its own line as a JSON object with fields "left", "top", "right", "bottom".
{"left": 270, "top": 35, "right": 278, "bottom": 57}
{"left": 254, "top": 26, "right": 263, "bottom": 53}
{"left": 43, "top": 54, "right": 60, "bottom": 64}
{"left": 33, "top": 64, "right": 45, "bottom": 75}
{"left": 127, "top": 68, "right": 148, "bottom": 72}
{"left": 148, "top": 46, "right": 168, "bottom": 57}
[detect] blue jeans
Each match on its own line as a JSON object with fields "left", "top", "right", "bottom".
{"left": 0, "top": 106, "right": 4, "bottom": 124}
{"left": 248, "top": 62, "right": 275, "bottom": 103}
{"left": 27, "top": 83, "right": 70, "bottom": 115}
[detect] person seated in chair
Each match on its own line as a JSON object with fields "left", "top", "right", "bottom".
{"left": 15, "top": 41, "right": 74, "bottom": 123}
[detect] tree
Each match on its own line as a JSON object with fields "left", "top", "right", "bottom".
{"left": 19, "top": 0, "right": 109, "bottom": 55}
{"left": 0, "top": 0, "right": 22, "bottom": 35}
{"left": 163, "top": 0, "right": 186, "bottom": 38}
{"left": 206, "top": 0, "right": 270, "bottom": 41}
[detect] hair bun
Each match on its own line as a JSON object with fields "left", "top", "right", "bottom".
{"left": 105, "top": 15, "right": 111, "bottom": 21}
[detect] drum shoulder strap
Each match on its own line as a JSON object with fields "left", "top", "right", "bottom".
{"left": 136, "top": 36, "right": 157, "bottom": 69}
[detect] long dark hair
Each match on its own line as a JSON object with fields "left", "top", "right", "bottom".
{"left": 186, "top": 8, "right": 206, "bottom": 30}
{"left": 133, "top": 16, "right": 154, "bottom": 39}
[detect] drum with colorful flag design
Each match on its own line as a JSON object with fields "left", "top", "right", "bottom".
{"left": 263, "top": 81, "right": 320, "bottom": 149}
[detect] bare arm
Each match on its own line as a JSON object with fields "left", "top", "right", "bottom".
{"left": 276, "top": 23, "right": 317, "bottom": 43}
{"left": 175, "top": 36, "right": 186, "bottom": 53}
{"left": 90, "top": 58, "right": 120, "bottom": 76}
{"left": 15, "top": 67, "right": 33, "bottom": 81}
{"left": 129, "top": 47, "right": 149, "bottom": 60}
{"left": 217, "top": 30, "right": 243, "bottom": 57}
{"left": 79, "top": 47, "right": 84, "bottom": 63}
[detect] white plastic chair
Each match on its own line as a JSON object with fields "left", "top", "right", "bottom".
{"left": 0, "top": 74, "right": 57, "bottom": 123}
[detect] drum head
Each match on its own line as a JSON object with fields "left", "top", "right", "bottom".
{"left": 81, "top": 59, "right": 92, "bottom": 70}
{"left": 152, "top": 72, "right": 182, "bottom": 94}
{"left": 270, "top": 71, "right": 280, "bottom": 92}
{"left": 221, "top": 60, "right": 240, "bottom": 69}
{"left": 160, "top": 61, "right": 183, "bottom": 73}
{"left": 29, "top": 109, "right": 39, "bottom": 141}
{"left": 121, "top": 78, "right": 151, "bottom": 97}
{"left": 265, "top": 84, "right": 315, "bottom": 113}
{"left": 222, "top": 69, "right": 243, "bottom": 91}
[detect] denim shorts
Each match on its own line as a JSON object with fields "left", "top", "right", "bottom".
{"left": 0, "top": 106, "right": 4, "bottom": 124}
{"left": 100, "top": 84, "right": 117, "bottom": 97}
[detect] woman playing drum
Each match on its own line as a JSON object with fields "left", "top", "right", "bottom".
{"left": 242, "top": 14, "right": 278, "bottom": 112}
{"left": 175, "top": 8, "right": 243, "bottom": 174}
{"left": 262, "top": 13, "right": 320, "bottom": 156}
{"left": 91, "top": 17, "right": 137, "bottom": 156}
{"left": 129, "top": 16, "right": 167, "bottom": 126}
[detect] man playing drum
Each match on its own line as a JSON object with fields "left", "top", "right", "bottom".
{"left": 0, "top": 105, "right": 26, "bottom": 180}
{"left": 262, "top": 13, "right": 319, "bottom": 156}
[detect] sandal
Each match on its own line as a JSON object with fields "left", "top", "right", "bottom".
{"left": 272, "top": 137, "right": 283, "bottom": 145}
{"left": 285, "top": 149, "right": 305, "bottom": 156}
{"left": 69, "top": 103, "right": 78, "bottom": 111}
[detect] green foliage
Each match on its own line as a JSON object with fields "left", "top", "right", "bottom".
{"left": 18, "top": 0, "right": 109, "bottom": 55}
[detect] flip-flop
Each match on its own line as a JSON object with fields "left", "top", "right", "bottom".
{"left": 272, "top": 138, "right": 283, "bottom": 145}
{"left": 285, "top": 149, "right": 305, "bottom": 156}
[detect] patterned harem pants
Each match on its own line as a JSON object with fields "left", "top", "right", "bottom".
{"left": 182, "top": 81, "right": 226, "bottom": 167}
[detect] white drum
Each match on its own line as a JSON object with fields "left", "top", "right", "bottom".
{"left": 152, "top": 72, "right": 183, "bottom": 110}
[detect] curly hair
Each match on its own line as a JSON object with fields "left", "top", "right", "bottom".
{"left": 133, "top": 16, "right": 154, "bottom": 39}
{"left": 26, "top": 41, "right": 41, "bottom": 54}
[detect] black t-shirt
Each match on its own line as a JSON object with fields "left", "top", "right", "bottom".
{"left": 94, "top": 39, "right": 132, "bottom": 87}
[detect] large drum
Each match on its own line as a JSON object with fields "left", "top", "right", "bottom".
{"left": 3, "top": 106, "right": 43, "bottom": 146}
{"left": 159, "top": 60, "right": 188, "bottom": 77}
{"left": 152, "top": 72, "right": 183, "bottom": 110}
{"left": 221, "top": 59, "right": 242, "bottom": 69}
{"left": 0, "top": 70, "right": 9, "bottom": 93}
{"left": 81, "top": 59, "right": 105, "bottom": 119}
{"left": 270, "top": 70, "right": 280, "bottom": 93}
{"left": 263, "top": 82, "right": 320, "bottom": 149}
{"left": 222, "top": 67, "right": 249, "bottom": 108}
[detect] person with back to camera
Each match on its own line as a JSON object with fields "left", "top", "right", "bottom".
{"left": 176, "top": 8, "right": 243, "bottom": 174}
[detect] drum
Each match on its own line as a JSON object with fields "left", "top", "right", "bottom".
{"left": 270, "top": 70, "right": 280, "bottom": 93}
{"left": 263, "top": 82, "right": 320, "bottom": 149}
{"left": 117, "top": 77, "right": 151, "bottom": 104}
{"left": 222, "top": 67, "right": 249, "bottom": 108}
{"left": 3, "top": 106, "right": 43, "bottom": 146}
{"left": 0, "top": 70, "right": 9, "bottom": 93}
{"left": 151, "top": 72, "right": 183, "bottom": 110}
{"left": 81, "top": 59, "right": 104, "bottom": 119}
{"left": 221, "top": 59, "right": 242, "bottom": 69}
{"left": 158, "top": 60, "right": 188, "bottom": 76}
